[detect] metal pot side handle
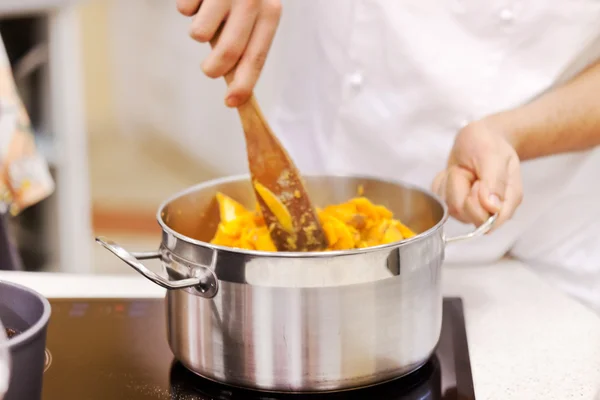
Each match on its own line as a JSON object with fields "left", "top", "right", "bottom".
{"left": 444, "top": 213, "right": 498, "bottom": 244}
{"left": 95, "top": 237, "right": 218, "bottom": 298}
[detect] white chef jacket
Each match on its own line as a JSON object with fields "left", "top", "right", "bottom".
{"left": 268, "top": 1, "right": 600, "bottom": 311}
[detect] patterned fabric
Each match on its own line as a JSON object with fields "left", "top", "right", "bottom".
{"left": 0, "top": 36, "right": 54, "bottom": 216}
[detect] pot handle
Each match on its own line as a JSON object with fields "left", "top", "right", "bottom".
{"left": 95, "top": 237, "right": 218, "bottom": 298}
{"left": 444, "top": 213, "right": 498, "bottom": 244}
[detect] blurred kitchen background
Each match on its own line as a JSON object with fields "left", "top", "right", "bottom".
{"left": 0, "top": 0, "right": 293, "bottom": 275}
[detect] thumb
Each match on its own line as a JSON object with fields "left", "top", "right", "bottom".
{"left": 476, "top": 159, "right": 507, "bottom": 214}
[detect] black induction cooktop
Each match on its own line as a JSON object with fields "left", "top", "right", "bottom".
{"left": 41, "top": 297, "right": 475, "bottom": 400}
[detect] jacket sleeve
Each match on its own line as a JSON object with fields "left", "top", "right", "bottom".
{"left": 0, "top": 36, "right": 54, "bottom": 215}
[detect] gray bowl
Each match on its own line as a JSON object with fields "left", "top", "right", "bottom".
{"left": 0, "top": 280, "right": 51, "bottom": 400}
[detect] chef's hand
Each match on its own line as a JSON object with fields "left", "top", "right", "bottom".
{"left": 176, "top": 0, "right": 282, "bottom": 107}
{"left": 432, "top": 120, "right": 523, "bottom": 230}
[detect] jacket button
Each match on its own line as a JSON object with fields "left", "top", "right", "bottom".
{"left": 499, "top": 8, "right": 514, "bottom": 22}
{"left": 348, "top": 72, "right": 364, "bottom": 89}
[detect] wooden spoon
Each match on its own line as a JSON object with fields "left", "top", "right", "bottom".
{"left": 209, "top": 33, "right": 328, "bottom": 252}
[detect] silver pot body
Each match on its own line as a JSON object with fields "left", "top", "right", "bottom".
{"left": 97, "top": 174, "right": 495, "bottom": 392}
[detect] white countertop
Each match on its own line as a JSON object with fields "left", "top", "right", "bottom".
{"left": 1, "top": 259, "right": 600, "bottom": 399}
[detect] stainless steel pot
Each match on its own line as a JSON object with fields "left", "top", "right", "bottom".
{"left": 96, "top": 174, "right": 495, "bottom": 392}
{"left": 0, "top": 280, "right": 51, "bottom": 400}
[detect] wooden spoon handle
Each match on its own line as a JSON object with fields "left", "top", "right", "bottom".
{"left": 208, "top": 25, "right": 273, "bottom": 139}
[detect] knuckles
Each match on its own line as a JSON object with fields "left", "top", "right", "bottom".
{"left": 190, "top": 26, "right": 213, "bottom": 42}
{"left": 177, "top": 0, "right": 201, "bottom": 16}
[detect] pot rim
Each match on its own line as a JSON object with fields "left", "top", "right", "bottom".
{"left": 156, "top": 173, "right": 449, "bottom": 258}
{"left": 0, "top": 280, "right": 51, "bottom": 349}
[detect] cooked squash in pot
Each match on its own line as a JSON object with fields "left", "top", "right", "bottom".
{"left": 210, "top": 192, "right": 417, "bottom": 252}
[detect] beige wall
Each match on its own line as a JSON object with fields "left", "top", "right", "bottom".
{"left": 77, "top": 0, "right": 117, "bottom": 136}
